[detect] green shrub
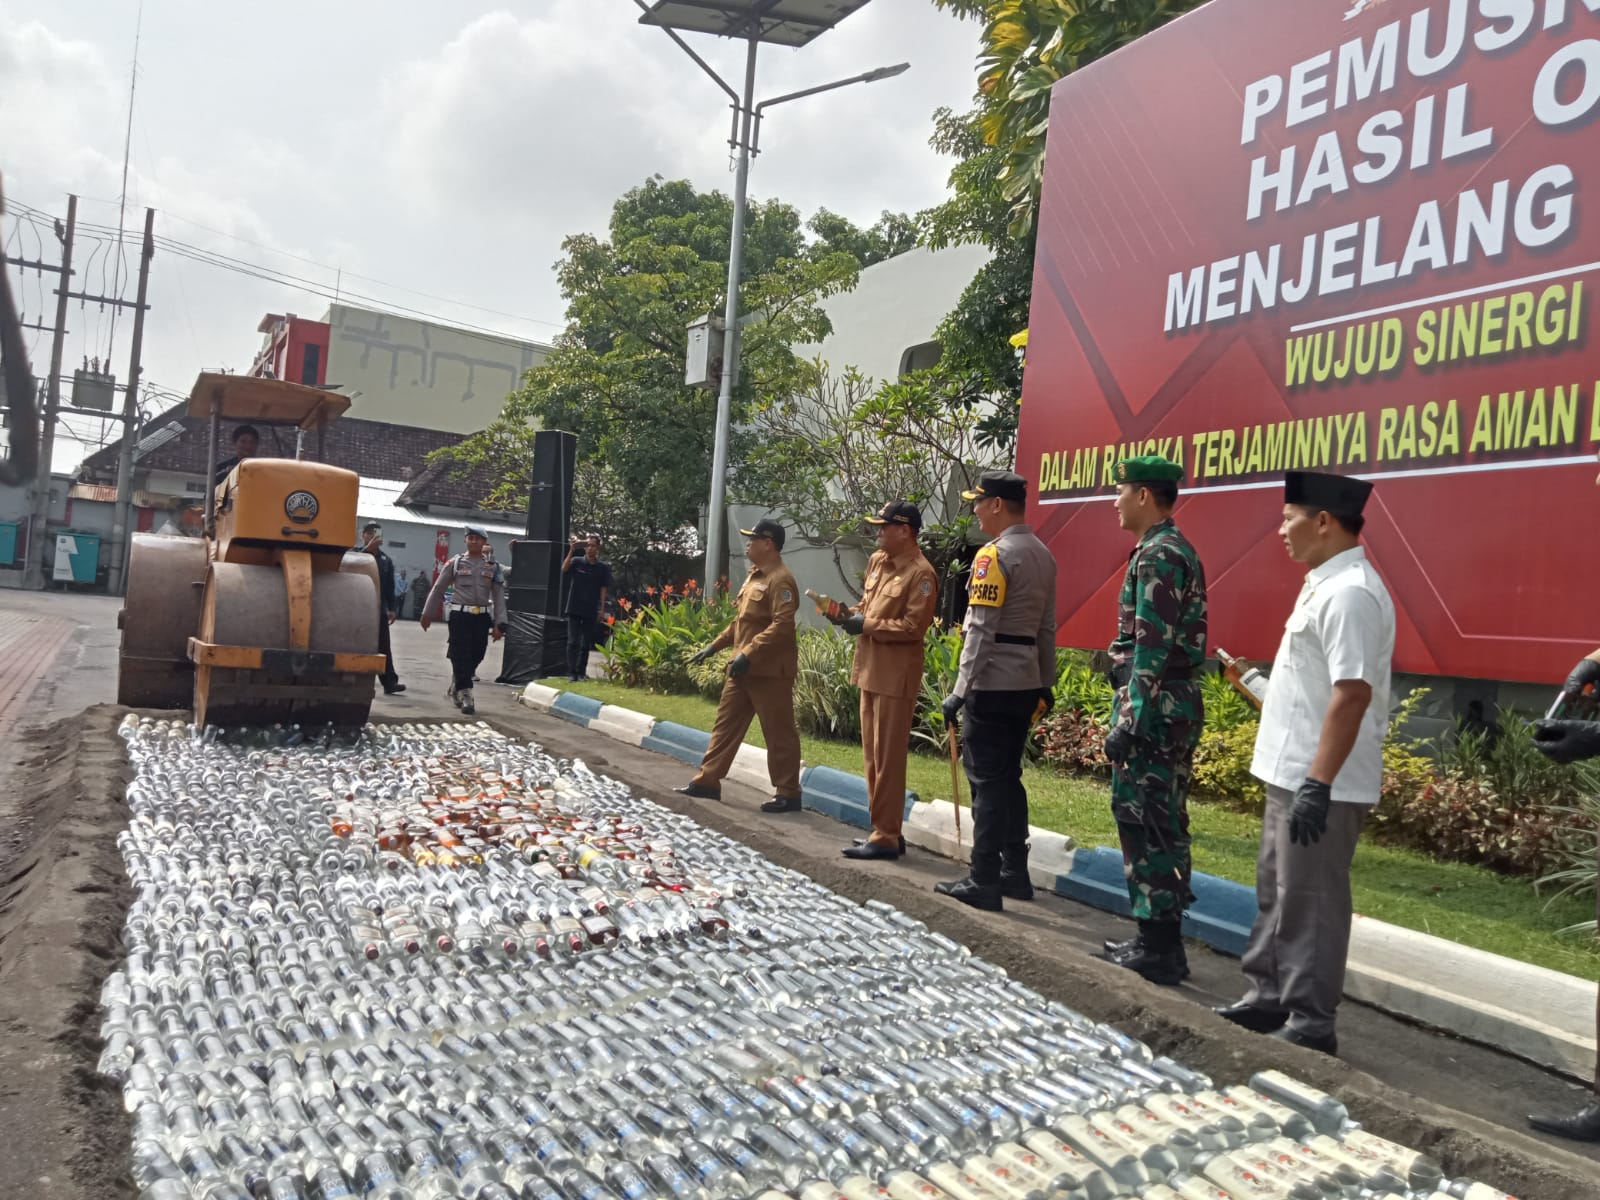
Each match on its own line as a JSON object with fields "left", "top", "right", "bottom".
{"left": 1439, "top": 707, "right": 1589, "bottom": 811}
{"left": 1192, "top": 721, "right": 1265, "bottom": 808}
{"left": 912, "top": 627, "right": 964, "bottom": 751}
{"left": 794, "top": 628, "right": 862, "bottom": 741}
{"left": 602, "top": 593, "right": 736, "bottom": 693}
{"left": 1200, "top": 671, "right": 1258, "bottom": 731}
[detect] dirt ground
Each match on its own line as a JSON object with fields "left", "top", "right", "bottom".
{"left": 0, "top": 590, "right": 1596, "bottom": 1196}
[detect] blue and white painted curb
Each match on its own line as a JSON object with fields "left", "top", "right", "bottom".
{"left": 517, "top": 682, "right": 1597, "bottom": 1080}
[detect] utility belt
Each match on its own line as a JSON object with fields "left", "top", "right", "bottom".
{"left": 1109, "top": 660, "right": 1195, "bottom": 688}
{"left": 453, "top": 605, "right": 490, "bottom": 615}
{"left": 994, "top": 634, "right": 1036, "bottom": 646}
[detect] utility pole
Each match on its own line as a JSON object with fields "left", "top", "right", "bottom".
{"left": 22, "top": 195, "right": 76, "bottom": 591}
{"left": 107, "top": 208, "right": 154, "bottom": 596}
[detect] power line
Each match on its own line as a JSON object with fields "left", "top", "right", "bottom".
{"left": 31, "top": 194, "right": 566, "bottom": 334}
{"left": 13, "top": 197, "right": 562, "bottom": 348}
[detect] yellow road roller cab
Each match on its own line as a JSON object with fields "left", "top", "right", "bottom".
{"left": 117, "top": 372, "right": 386, "bottom": 728}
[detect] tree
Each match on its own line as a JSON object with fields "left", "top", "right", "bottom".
{"left": 744, "top": 361, "right": 997, "bottom": 594}
{"left": 440, "top": 177, "right": 887, "bottom": 583}
{"left": 932, "top": 0, "right": 1208, "bottom": 237}
{"left": 807, "top": 209, "right": 919, "bottom": 268}
{"left": 905, "top": 0, "right": 1208, "bottom": 455}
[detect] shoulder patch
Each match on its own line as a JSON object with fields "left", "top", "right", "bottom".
{"left": 968, "top": 545, "right": 1007, "bottom": 608}
{"left": 780, "top": 588, "right": 793, "bottom": 604}
{"left": 919, "top": 580, "right": 932, "bottom": 596}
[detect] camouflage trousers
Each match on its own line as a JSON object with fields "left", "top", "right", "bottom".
{"left": 1111, "top": 718, "right": 1200, "bottom": 921}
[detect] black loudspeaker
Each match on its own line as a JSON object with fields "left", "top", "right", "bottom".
{"left": 509, "top": 541, "right": 562, "bottom": 618}
{"left": 497, "top": 612, "right": 568, "bottom": 684}
{"left": 526, "top": 430, "right": 576, "bottom": 543}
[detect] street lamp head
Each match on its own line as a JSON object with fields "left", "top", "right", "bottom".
{"left": 863, "top": 62, "right": 910, "bottom": 83}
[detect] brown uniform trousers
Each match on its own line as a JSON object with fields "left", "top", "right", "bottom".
{"left": 692, "top": 559, "right": 804, "bottom": 798}
{"left": 850, "top": 548, "right": 939, "bottom": 845}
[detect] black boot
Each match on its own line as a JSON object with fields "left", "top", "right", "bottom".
{"left": 1114, "top": 920, "right": 1187, "bottom": 986}
{"left": 932, "top": 876, "right": 1003, "bottom": 912}
{"left": 1101, "top": 932, "right": 1140, "bottom": 957}
{"left": 997, "top": 870, "right": 1034, "bottom": 901}
{"left": 1529, "top": 1101, "right": 1600, "bottom": 1142}
{"left": 999, "top": 842, "right": 1033, "bottom": 900}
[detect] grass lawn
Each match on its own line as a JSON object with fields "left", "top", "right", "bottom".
{"left": 543, "top": 678, "right": 1600, "bottom": 981}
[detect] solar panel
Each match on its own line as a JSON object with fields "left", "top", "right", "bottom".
{"left": 636, "top": 0, "right": 874, "bottom": 48}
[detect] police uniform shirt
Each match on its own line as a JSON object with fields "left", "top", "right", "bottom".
{"left": 709, "top": 561, "right": 800, "bottom": 678}
{"left": 850, "top": 548, "right": 939, "bottom": 699}
{"left": 1250, "top": 546, "right": 1395, "bottom": 804}
{"left": 424, "top": 553, "right": 508, "bottom": 627}
{"left": 955, "top": 523, "right": 1057, "bottom": 695}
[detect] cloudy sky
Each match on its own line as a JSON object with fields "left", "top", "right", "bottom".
{"left": 1, "top": 0, "right": 981, "bottom": 468}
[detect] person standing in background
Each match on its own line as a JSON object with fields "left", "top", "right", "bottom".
{"left": 935, "top": 471, "right": 1057, "bottom": 911}
{"left": 562, "top": 534, "right": 613, "bottom": 682}
{"left": 676, "top": 520, "right": 803, "bottom": 813}
{"left": 394, "top": 567, "right": 409, "bottom": 620}
{"left": 835, "top": 500, "right": 939, "bottom": 861}
{"left": 359, "top": 522, "right": 405, "bottom": 696}
{"left": 1099, "top": 454, "right": 1208, "bottom": 984}
{"left": 1216, "top": 471, "right": 1393, "bottom": 1055}
{"left": 420, "top": 525, "right": 506, "bottom": 716}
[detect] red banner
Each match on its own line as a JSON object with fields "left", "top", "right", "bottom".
{"left": 1019, "top": 0, "right": 1600, "bottom": 682}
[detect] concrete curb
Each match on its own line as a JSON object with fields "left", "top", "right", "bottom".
{"left": 516, "top": 682, "right": 1597, "bottom": 1080}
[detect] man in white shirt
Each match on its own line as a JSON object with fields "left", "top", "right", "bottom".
{"left": 1215, "top": 471, "right": 1395, "bottom": 1055}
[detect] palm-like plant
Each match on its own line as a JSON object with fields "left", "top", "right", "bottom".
{"left": 935, "top": 0, "right": 1209, "bottom": 236}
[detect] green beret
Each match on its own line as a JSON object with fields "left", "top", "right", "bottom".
{"left": 1114, "top": 454, "right": 1184, "bottom": 485}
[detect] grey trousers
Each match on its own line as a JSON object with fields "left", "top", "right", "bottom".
{"left": 1241, "top": 784, "right": 1369, "bottom": 1038}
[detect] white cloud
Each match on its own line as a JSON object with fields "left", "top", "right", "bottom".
{"left": 3, "top": 0, "right": 981, "bottom": 470}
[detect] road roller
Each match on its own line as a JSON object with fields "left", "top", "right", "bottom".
{"left": 117, "top": 372, "right": 387, "bottom": 727}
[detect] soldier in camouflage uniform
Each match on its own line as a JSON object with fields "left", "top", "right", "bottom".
{"left": 1101, "top": 454, "right": 1207, "bottom": 985}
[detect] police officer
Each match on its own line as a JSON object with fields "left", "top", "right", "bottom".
{"left": 1216, "top": 470, "right": 1393, "bottom": 1055}
{"left": 675, "top": 519, "right": 804, "bottom": 812}
{"left": 359, "top": 522, "right": 405, "bottom": 696}
{"left": 935, "top": 471, "right": 1057, "bottom": 910}
{"left": 837, "top": 500, "right": 939, "bottom": 860}
{"left": 1100, "top": 454, "right": 1208, "bottom": 983}
{"left": 420, "top": 525, "right": 507, "bottom": 716}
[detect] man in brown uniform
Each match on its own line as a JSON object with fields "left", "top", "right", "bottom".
{"left": 674, "top": 519, "right": 804, "bottom": 813}
{"left": 835, "top": 500, "right": 939, "bottom": 860}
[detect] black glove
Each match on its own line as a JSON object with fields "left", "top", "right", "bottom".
{"left": 1288, "top": 779, "right": 1333, "bottom": 846}
{"left": 1532, "top": 718, "right": 1600, "bottom": 764}
{"left": 1036, "top": 687, "right": 1055, "bottom": 718}
{"left": 839, "top": 612, "right": 865, "bottom": 636}
{"left": 727, "top": 653, "right": 751, "bottom": 678}
{"left": 1103, "top": 726, "right": 1134, "bottom": 765}
{"left": 1561, "top": 657, "right": 1600, "bottom": 702}
{"left": 688, "top": 645, "right": 715, "bottom": 664}
{"left": 941, "top": 693, "right": 964, "bottom": 726}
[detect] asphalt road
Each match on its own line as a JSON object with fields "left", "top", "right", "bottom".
{"left": 0, "top": 585, "right": 1596, "bottom": 1192}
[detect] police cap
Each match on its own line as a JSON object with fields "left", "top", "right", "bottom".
{"left": 739, "top": 518, "right": 786, "bottom": 550}
{"left": 1284, "top": 470, "right": 1372, "bottom": 517}
{"left": 464, "top": 524, "right": 488, "bottom": 538}
{"left": 1114, "top": 455, "right": 1184, "bottom": 486}
{"left": 961, "top": 471, "right": 1028, "bottom": 503}
{"left": 865, "top": 499, "right": 923, "bottom": 531}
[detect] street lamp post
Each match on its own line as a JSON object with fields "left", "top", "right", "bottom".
{"left": 631, "top": 1, "right": 909, "bottom": 592}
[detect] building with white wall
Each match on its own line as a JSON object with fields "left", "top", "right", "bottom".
{"left": 323, "top": 304, "right": 552, "bottom": 434}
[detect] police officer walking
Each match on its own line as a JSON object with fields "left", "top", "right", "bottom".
{"left": 935, "top": 472, "right": 1057, "bottom": 909}
{"left": 1216, "top": 471, "right": 1393, "bottom": 1055}
{"left": 834, "top": 500, "right": 940, "bottom": 860}
{"left": 1101, "top": 455, "right": 1208, "bottom": 983}
{"left": 675, "top": 520, "right": 804, "bottom": 812}
{"left": 359, "top": 522, "right": 405, "bottom": 696}
{"left": 420, "top": 524, "right": 507, "bottom": 716}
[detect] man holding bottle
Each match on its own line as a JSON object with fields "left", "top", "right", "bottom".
{"left": 675, "top": 519, "right": 804, "bottom": 814}
{"left": 935, "top": 470, "right": 1058, "bottom": 910}
{"left": 1100, "top": 455, "right": 1208, "bottom": 982}
{"left": 1216, "top": 470, "right": 1393, "bottom": 1055}
{"left": 831, "top": 500, "right": 939, "bottom": 860}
